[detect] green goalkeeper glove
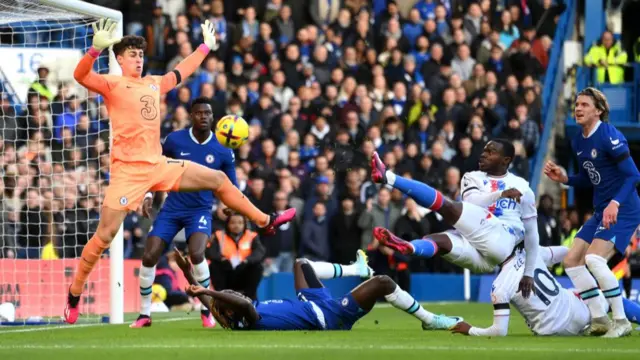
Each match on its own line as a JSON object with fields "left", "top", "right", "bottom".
{"left": 201, "top": 19, "right": 219, "bottom": 51}
{"left": 91, "top": 18, "right": 121, "bottom": 51}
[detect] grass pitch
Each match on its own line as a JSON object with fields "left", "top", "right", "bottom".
{"left": 0, "top": 303, "right": 638, "bottom": 360}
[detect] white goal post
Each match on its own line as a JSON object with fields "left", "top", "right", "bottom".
{"left": 0, "top": 0, "right": 123, "bottom": 325}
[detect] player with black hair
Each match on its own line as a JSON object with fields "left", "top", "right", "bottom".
{"left": 172, "top": 249, "right": 461, "bottom": 331}
{"left": 130, "top": 97, "right": 236, "bottom": 329}
{"left": 371, "top": 140, "right": 540, "bottom": 299}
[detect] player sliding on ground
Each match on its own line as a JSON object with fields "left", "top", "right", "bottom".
{"left": 545, "top": 87, "right": 640, "bottom": 337}
{"left": 450, "top": 246, "right": 640, "bottom": 336}
{"left": 174, "top": 249, "right": 461, "bottom": 331}
{"left": 65, "top": 19, "right": 295, "bottom": 324}
{"left": 371, "top": 139, "right": 540, "bottom": 295}
{"left": 130, "top": 97, "right": 236, "bottom": 328}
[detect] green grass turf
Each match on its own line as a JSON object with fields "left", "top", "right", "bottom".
{"left": 0, "top": 303, "right": 638, "bottom": 360}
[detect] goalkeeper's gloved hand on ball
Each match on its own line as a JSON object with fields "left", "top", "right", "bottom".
{"left": 91, "top": 18, "right": 121, "bottom": 51}
{"left": 201, "top": 19, "right": 219, "bottom": 51}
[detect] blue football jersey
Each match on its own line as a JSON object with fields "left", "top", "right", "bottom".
{"left": 161, "top": 128, "right": 237, "bottom": 212}
{"left": 233, "top": 299, "right": 322, "bottom": 331}
{"left": 571, "top": 121, "right": 640, "bottom": 211}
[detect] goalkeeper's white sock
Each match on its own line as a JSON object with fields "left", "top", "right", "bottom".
{"left": 307, "top": 260, "right": 359, "bottom": 279}
{"left": 192, "top": 260, "right": 211, "bottom": 314}
{"left": 565, "top": 265, "right": 607, "bottom": 318}
{"left": 139, "top": 265, "right": 156, "bottom": 317}
{"left": 385, "top": 284, "right": 434, "bottom": 324}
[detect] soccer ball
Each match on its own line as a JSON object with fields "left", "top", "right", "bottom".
{"left": 215, "top": 115, "right": 249, "bottom": 149}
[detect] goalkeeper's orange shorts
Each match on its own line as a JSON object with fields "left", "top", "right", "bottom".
{"left": 103, "top": 156, "right": 190, "bottom": 211}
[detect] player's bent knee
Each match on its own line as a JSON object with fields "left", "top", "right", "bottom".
{"left": 208, "top": 169, "right": 227, "bottom": 189}
{"left": 373, "top": 275, "right": 396, "bottom": 292}
{"left": 189, "top": 252, "right": 205, "bottom": 265}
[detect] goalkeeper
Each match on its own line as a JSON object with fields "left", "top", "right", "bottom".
{"left": 174, "top": 250, "right": 462, "bottom": 331}
{"left": 65, "top": 19, "right": 295, "bottom": 324}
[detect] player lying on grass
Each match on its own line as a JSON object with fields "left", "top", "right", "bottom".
{"left": 371, "top": 139, "right": 539, "bottom": 295}
{"left": 450, "top": 246, "right": 640, "bottom": 336}
{"left": 65, "top": 19, "right": 295, "bottom": 324}
{"left": 545, "top": 87, "right": 640, "bottom": 337}
{"left": 173, "top": 249, "right": 461, "bottom": 331}
{"left": 130, "top": 97, "right": 236, "bottom": 329}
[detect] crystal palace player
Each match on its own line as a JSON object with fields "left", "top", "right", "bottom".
{"left": 451, "top": 246, "right": 640, "bottom": 336}
{"left": 65, "top": 19, "right": 294, "bottom": 324}
{"left": 545, "top": 87, "right": 640, "bottom": 337}
{"left": 371, "top": 140, "right": 540, "bottom": 297}
{"left": 130, "top": 97, "right": 235, "bottom": 328}
{"left": 173, "top": 249, "right": 461, "bottom": 331}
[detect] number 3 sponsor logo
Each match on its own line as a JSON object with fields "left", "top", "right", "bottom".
{"left": 140, "top": 95, "right": 158, "bottom": 120}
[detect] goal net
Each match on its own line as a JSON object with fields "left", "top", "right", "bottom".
{"left": 0, "top": 0, "right": 124, "bottom": 325}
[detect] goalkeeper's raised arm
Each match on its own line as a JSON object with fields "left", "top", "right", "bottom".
{"left": 74, "top": 18, "right": 219, "bottom": 95}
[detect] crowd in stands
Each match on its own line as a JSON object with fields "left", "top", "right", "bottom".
{"left": 0, "top": 0, "right": 572, "bottom": 279}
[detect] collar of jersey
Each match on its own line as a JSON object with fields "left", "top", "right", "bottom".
{"left": 486, "top": 171, "right": 508, "bottom": 179}
{"left": 189, "top": 127, "right": 213, "bottom": 145}
{"left": 582, "top": 120, "right": 602, "bottom": 139}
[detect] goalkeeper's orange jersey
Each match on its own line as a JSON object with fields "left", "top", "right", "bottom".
{"left": 73, "top": 50, "right": 206, "bottom": 165}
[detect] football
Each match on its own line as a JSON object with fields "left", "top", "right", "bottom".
{"left": 215, "top": 115, "right": 249, "bottom": 149}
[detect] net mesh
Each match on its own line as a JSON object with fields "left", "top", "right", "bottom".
{"left": 0, "top": 0, "right": 115, "bottom": 325}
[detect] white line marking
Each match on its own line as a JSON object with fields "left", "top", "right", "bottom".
{"left": 0, "top": 316, "right": 194, "bottom": 334}
{"left": 0, "top": 344, "right": 638, "bottom": 353}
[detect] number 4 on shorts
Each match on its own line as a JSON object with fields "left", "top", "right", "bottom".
{"left": 199, "top": 215, "right": 208, "bottom": 226}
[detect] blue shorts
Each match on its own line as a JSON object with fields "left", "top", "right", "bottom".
{"left": 576, "top": 209, "right": 640, "bottom": 254}
{"left": 148, "top": 208, "right": 212, "bottom": 250}
{"left": 297, "top": 287, "right": 368, "bottom": 330}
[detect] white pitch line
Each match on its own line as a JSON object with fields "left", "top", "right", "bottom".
{"left": 0, "top": 316, "right": 195, "bottom": 334}
{"left": 0, "top": 343, "right": 639, "bottom": 354}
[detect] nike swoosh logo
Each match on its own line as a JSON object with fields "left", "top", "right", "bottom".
{"left": 611, "top": 138, "right": 620, "bottom": 145}
{"left": 577, "top": 151, "right": 583, "bottom": 156}
{"left": 180, "top": 152, "right": 190, "bottom": 156}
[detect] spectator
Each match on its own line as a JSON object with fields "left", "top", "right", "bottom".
{"left": 263, "top": 191, "right": 298, "bottom": 275}
{"left": 300, "top": 201, "right": 330, "bottom": 261}
{"left": 584, "top": 30, "right": 628, "bottom": 85}
{"left": 538, "top": 194, "right": 561, "bottom": 247}
{"left": 330, "top": 197, "right": 363, "bottom": 264}
{"left": 358, "top": 187, "right": 401, "bottom": 250}
{"left": 208, "top": 210, "right": 265, "bottom": 300}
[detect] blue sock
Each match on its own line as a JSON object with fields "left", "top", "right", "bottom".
{"left": 394, "top": 176, "right": 444, "bottom": 210}
{"left": 623, "top": 298, "right": 640, "bottom": 324}
{"left": 410, "top": 239, "right": 438, "bottom": 258}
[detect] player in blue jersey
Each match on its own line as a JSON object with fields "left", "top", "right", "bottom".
{"left": 545, "top": 87, "right": 640, "bottom": 337}
{"left": 131, "top": 97, "right": 237, "bottom": 329}
{"left": 172, "top": 249, "right": 461, "bottom": 331}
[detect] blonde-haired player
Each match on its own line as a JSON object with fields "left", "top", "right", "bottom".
{"left": 64, "top": 19, "right": 295, "bottom": 323}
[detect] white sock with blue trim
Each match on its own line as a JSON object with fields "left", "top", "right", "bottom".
{"left": 139, "top": 265, "right": 156, "bottom": 317}
{"left": 192, "top": 260, "right": 211, "bottom": 315}
{"left": 307, "top": 260, "right": 359, "bottom": 279}
{"left": 586, "top": 254, "right": 626, "bottom": 320}
{"left": 385, "top": 284, "right": 434, "bottom": 324}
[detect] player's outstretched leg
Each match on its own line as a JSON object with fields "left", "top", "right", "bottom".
{"left": 65, "top": 208, "right": 127, "bottom": 324}
{"left": 303, "top": 250, "right": 373, "bottom": 279}
{"left": 178, "top": 163, "right": 295, "bottom": 234}
{"left": 131, "top": 236, "right": 166, "bottom": 328}
{"left": 371, "top": 152, "right": 462, "bottom": 223}
{"left": 585, "top": 242, "right": 633, "bottom": 338}
{"left": 350, "top": 275, "right": 461, "bottom": 330}
{"left": 187, "top": 232, "right": 216, "bottom": 328}
{"left": 373, "top": 228, "right": 453, "bottom": 258}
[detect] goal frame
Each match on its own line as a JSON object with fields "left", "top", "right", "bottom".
{"left": 39, "top": 0, "right": 125, "bottom": 325}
